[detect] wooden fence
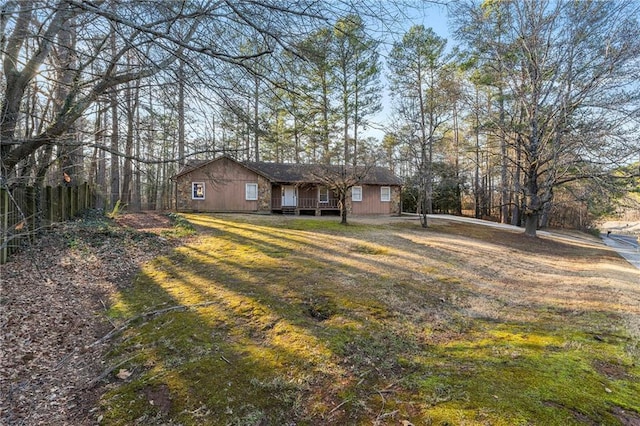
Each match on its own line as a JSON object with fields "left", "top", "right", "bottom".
{"left": 0, "top": 183, "right": 95, "bottom": 264}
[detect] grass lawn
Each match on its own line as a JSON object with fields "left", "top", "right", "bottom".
{"left": 99, "top": 214, "right": 640, "bottom": 425}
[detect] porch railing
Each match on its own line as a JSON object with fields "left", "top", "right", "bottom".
{"left": 270, "top": 197, "right": 339, "bottom": 210}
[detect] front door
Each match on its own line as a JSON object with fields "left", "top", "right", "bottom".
{"left": 282, "top": 185, "right": 297, "bottom": 207}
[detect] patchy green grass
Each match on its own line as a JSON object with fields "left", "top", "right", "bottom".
{"left": 161, "top": 212, "right": 197, "bottom": 238}
{"left": 99, "top": 214, "right": 640, "bottom": 425}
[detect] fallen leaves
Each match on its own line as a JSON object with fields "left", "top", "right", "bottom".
{"left": 0, "top": 214, "right": 176, "bottom": 425}
{"left": 116, "top": 369, "right": 132, "bottom": 380}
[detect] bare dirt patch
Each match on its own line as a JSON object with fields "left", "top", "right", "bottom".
{"left": 612, "top": 406, "right": 640, "bottom": 426}
{"left": 143, "top": 384, "right": 172, "bottom": 415}
{"left": 114, "top": 211, "right": 173, "bottom": 232}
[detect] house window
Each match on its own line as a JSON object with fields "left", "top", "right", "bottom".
{"left": 318, "top": 187, "right": 329, "bottom": 203}
{"left": 245, "top": 183, "right": 258, "bottom": 200}
{"left": 380, "top": 186, "right": 391, "bottom": 202}
{"left": 352, "top": 186, "right": 362, "bottom": 202}
{"left": 192, "top": 182, "right": 205, "bottom": 200}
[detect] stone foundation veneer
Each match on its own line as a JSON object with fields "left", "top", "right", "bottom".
{"left": 391, "top": 186, "right": 401, "bottom": 215}
{"left": 257, "top": 175, "right": 271, "bottom": 212}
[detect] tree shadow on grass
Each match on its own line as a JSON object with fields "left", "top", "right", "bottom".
{"left": 99, "top": 214, "right": 640, "bottom": 425}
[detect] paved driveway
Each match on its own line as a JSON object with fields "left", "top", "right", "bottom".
{"left": 602, "top": 233, "right": 640, "bottom": 270}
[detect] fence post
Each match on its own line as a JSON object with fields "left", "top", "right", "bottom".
{"left": 79, "top": 183, "right": 85, "bottom": 211}
{"left": 1, "top": 189, "right": 8, "bottom": 264}
{"left": 67, "top": 186, "right": 73, "bottom": 219}
{"left": 86, "top": 183, "right": 92, "bottom": 210}
{"left": 58, "top": 185, "right": 65, "bottom": 221}
{"left": 86, "top": 182, "right": 91, "bottom": 210}
{"left": 45, "top": 186, "right": 53, "bottom": 226}
{"left": 52, "top": 185, "right": 59, "bottom": 222}
{"left": 25, "top": 186, "right": 36, "bottom": 242}
{"left": 12, "top": 188, "right": 24, "bottom": 254}
{"left": 70, "top": 186, "right": 77, "bottom": 217}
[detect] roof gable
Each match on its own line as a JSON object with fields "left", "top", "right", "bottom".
{"left": 173, "top": 156, "right": 270, "bottom": 181}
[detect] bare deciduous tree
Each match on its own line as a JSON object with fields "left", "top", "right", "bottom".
{"left": 452, "top": 0, "right": 640, "bottom": 236}
{"left": 1, "top": 0, "right": 336, "bottom": 179}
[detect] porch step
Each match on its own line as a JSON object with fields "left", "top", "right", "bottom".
{"left": 282, "top": 207, "right": 296, "bottom": 215}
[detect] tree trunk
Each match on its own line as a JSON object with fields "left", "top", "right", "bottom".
{"left": 322, "top": 74, "right": 331, "bottom": 165}
{"left": 96, "top": 104, "right": 107, "bottom": 209}
{"left": 108, "top": 26, "right": 120, "bottom": 208}
{"left": 420, "top": 191, "right": 428, "bottom": 228}
{"left": 340, "top": 191, "right": 348, "bottom": 224}
{"left": 427, "top": 136, "right": 433, "bottom": 215}
{"left": 132, "top": 88, "right": 142, "bottom": 211}
{"left": 88, "top": 103, "right": 101, "bottom": 190}
{"left": 253, "top": 74, "right": 260, "bottom": 162}
{"left": 452, "top": 103, "right": 462, "bottom": 215}
{"left": 178, "top": 60, "right": 186, "bottom": 166}
{"left": 418, "top": 173, "right": 428, "bottom": 228}
{"left": 474, "top": 101, "right": 481, "bottom": 219}
{"left": 524, "top": 212, "right": 538, "bottom": 236}
{"left": 343, "top": 102, "right": 349, "bottom": 165}
{"left": 499, "top": 89, "right": 509, "bottom": 224}
{"left": 293, "top": 115, "right": 301, "bottom": 163}
{"left": 511, "top": 135, "right": 522, "bottom": 226}
{"left": 146, "top": 92, "right": 155, "bottom": 210}
{"left": 109, "top": 86, "right": 120, "bottom": 208}
{"left": 420, "top": 205, "right": 428, "bottom": 227}
{"left": 540, "top": 202, "right": 551, "bottom": 229}
{"left": 524, "top": 155, "right": 540, "bottom": 237}
{"left": 56, "top": 8, "right": 80, "bottom": 185}
{"left": 353, "top": 74, "right": 358, "bottom": 167}
{"left": 121, "top": 81, "right": 134, "bottom": 206}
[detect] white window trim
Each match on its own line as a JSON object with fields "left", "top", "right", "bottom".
{"left": 352, "top": 186, "right": 362, "bottom": 202}
{"left": 192, "top": 182, "right": 205, "bottom": 200}
{"left": 380, "top": 186, "right": 391, "bottom": 202}
{"left": 318, "top": 187, "right": 329, "bottom": 203}
{"left": 245, "top": 183, "right": 258, "bottom": 201}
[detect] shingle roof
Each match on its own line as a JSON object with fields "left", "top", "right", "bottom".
{"left": 245, "top": 161, "right": 402, "bottom": 186}
{"left": 174, "top": 156, "right": 402, "bottom": 186}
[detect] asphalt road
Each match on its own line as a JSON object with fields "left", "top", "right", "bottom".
{"left": 607, "top": 234, "right": 640, "bottom": 249}
{"left": 602, "top": 233, "right": 640, "bottom": 270}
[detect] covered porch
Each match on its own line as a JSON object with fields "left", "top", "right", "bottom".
{"left": 270, "top": 184, "right": 340, "bottom": 215}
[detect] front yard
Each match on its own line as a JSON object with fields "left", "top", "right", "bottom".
{"left": 2, "top": 212, "right": 638, "bottom": 425}
{"left": 99, "top": 214, "right": 640, "bottom": 425}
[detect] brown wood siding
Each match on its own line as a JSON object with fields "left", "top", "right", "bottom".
{"left": 351, "top": 185, "right": 398, "bottom": 215}
{"left": 176, "top": 157, "right": 265, "bottom": 212}
{"left": 175, "top": 157, "right": 400, "bottom": 215}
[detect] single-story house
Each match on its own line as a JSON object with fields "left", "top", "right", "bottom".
{"left": 173, "top": 156, "right": 402, "bottom": 216}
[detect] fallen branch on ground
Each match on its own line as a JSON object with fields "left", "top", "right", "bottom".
{"left": 88, "top": 301, "right": 218, "bottom": 349}
{"left": 85, "top": 355, "right": 140, "bottom": 389}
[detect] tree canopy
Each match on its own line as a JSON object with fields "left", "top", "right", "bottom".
{"left": 2, "top": 0, "right": 638, "bottom": 232}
